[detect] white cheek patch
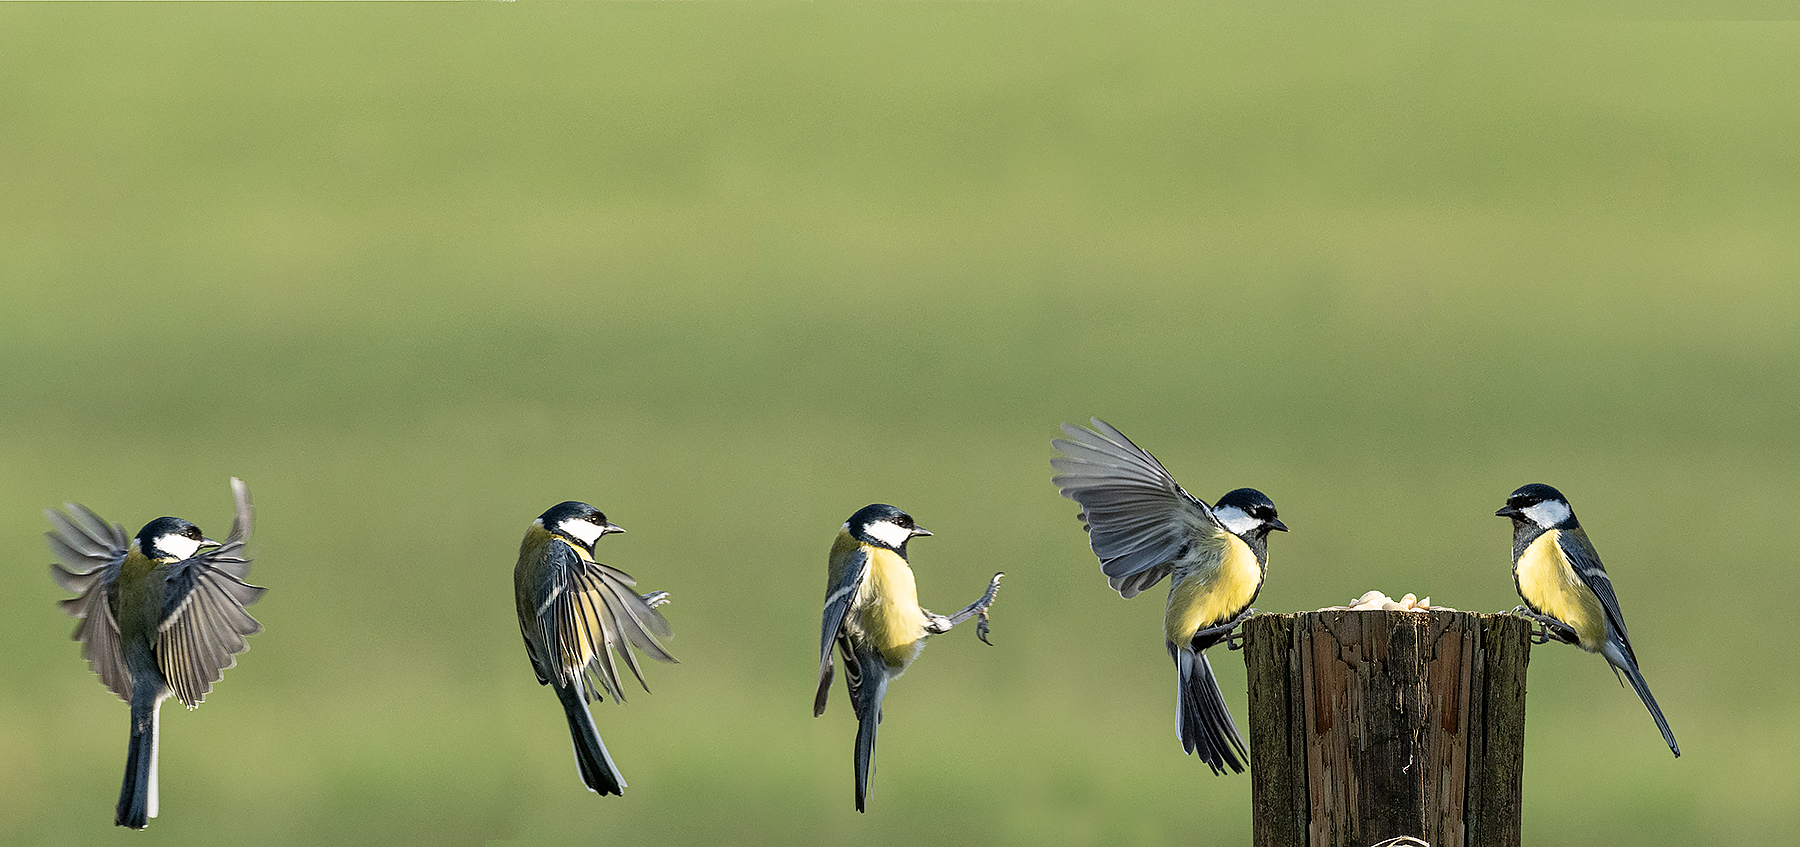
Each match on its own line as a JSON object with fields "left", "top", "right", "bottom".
{"left": 1213, "top": 505, "right": 1260, "bottom": 537}
{"left": 155, "top": 533, "right": 204, "bottom": 561}
{"left": 863, "top": 519, "right": 914, "bottom": 548}
{"left": 1522, "top": 500, "right": 1572, "bottom": 528}
{"left": 557, "top": 518, "right": 606, "bottom": 546}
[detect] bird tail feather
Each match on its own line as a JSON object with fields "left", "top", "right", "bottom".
{"left": 1177, "top": 647, "right": 1247, "bottom": 775}
{"left": 116, "top": 699, "right": 159, "bottom": 829}
{"left": 556, "top": 683, "right": 626, "bottom": 795}
{"left": 853, "top": 670, "right": 889, "bottom": 813}
{"left": 1605, "top": 640, "right": 1679, "bottom": 757}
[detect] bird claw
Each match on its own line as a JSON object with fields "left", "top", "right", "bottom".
{"left": 973, "top": 573, "right": 1003, "bottom": 645}
{"left": 1510, "top": 605, "right": 1574, "bottom": 645}
{"left": 1192, "top": 608, "right": 1257, "bottom": 650}
{"left": 1225, "top": 627, "right": 1246, "bottom": 651}
{"left": 931, "top": 573, "right": 1004, "bottom": 641}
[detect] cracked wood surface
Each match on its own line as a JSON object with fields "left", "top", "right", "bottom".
{"left": 1246, "top": 611, "right": 1530, "bottom": 847}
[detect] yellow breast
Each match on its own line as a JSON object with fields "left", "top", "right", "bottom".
{"left": 853, "top": 546, "right": 929, "bottom": 671}
{"left": 1514, "top": 529, "right": 1606, "bottom": 651}
{"left": 1165, "top": 531, "right": 1262, "bottom": 644}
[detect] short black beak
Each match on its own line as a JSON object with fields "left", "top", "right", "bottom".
{"left": 910, "top": 526, "right": 932, "bottom": 538}
{"left": 1268, "top": 518, "right": 1289, "bottom": 533}
{"left": 602, "top": 523, "right": 625, "bottom": 536}
{"left": 199, "top": 536, "right": 223, "bottom": 550}
{"left": 1494, "top": 506, "right": 1519, "bottom": 519}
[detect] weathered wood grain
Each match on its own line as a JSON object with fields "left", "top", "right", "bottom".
{"left": 1245, "top": 611, "right": 1530, "bottom": 847}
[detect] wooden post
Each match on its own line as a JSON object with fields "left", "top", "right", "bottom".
{"left": 1244, "top": 611, "right": 1531, "bottom": 847}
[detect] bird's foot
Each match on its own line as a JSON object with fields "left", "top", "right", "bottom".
{"left": 1510, "top": 605, "right": 1576, "bottom": 645}
{"left": 1225, "top": 628, "right": 1247, "bottom": 651}
{"left": 1194, "top": 608, "right": 1258, "bottom": 650}
{"left": 927, "top": 573, "right": 1004, "bottom": 643}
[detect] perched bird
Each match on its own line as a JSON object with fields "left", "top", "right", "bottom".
{"left": 815, "top": 504, "right": 1003, "bottom": 812}
{"left": 1496, "top": 483, "right": 1679, "bottom": 757}
{"left": 514, "top": 501, "right": 676, "bottom": 796}
{"left": 1051, "top": 419, "right": 1286, "bottom": 774}
{"left": 47, "top": 478, "right": 264, "bottom": 829}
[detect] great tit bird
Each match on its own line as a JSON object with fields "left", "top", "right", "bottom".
{"left": 514, "top": 501, "right": 676, "bottom": 796}
{"left": 1496, "top": 483, "right": 1679, "bottom": 757}
{"left": 1051, "top": 419, "right": 1286, "bottom": 775}
{"left": 814, "top": 504, "right": 1003, "bottom": 812}
{"left": 47, "top": 478, "right": 263, "bottom": 830}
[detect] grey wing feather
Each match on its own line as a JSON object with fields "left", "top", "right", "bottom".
{"left": 1052, "top": 419, "right": 1220, "bottom": 598}
{"left": 818, "top": 547, "right": 869, "bottom": 680}
{"left": 519, "top": 613, "right": 554, "bottom": 685}
{"left": 199, "top": 477, "right": 256, "bottom": 581}
{"left": 46, "top": 502, "right": 132, "bottom": 700}
{"left": 157, "top": 481, "right": 264, "bottom": 709}
{"left": 581, "top": 562, "right": 679, "bottom": 694}
{"left": 1557, "top": 532, "right": 1634, "bottom": 650}
{"left": 67, "top": 585, "right": 133, "bottom": 700}
{"left": 46, "top": 503, "right": 126, "bottom": 563}
{"left": 46, "top": 502, "right": 129, "bottom": 589}
{"left": 593, "top": 562, "right": 676, "bottom": 641}
{"left": 158, "top": 561, "right": 266, "bottom": 708}
{"left": 539, "top": 543, "right": 677, "bottom": 704}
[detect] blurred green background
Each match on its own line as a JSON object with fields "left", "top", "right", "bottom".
{"left": 3, "top": 6, "right": 1796, "bottom": 845}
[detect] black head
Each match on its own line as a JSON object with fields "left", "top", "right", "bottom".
{"left": 1212, "top": 488, "right": 1288, "bottom": 539}
{"left": 845, "top": 503, "right": 931, "bottom": 551}
{"left": 135, "top": 516, "right": 213, "bottom": 562}
{"left": 1494, "top": 483, "right": 1577, "bottom": 529}
{"left": 537, "top": 500, "right": 623, "bottom": 550}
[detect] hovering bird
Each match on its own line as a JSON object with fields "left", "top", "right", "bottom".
{"left": 514, "top": 501, "right": 677, "bottom": 795}
{"left": 1052, "top": 419, "right": 1286, "bottom": 774}
{"left": 47, "top": 478, "right": 264, "bottom": 829}
{"left": 1496, "top": 483, "right": 1679, "bottom": 757}
{"left": 814, "top": 503, "right": 1003, "bottom": 812}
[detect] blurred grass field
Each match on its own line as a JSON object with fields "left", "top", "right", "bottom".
{"left": 3, "top": 6, "right": 1798, "bottom": 845}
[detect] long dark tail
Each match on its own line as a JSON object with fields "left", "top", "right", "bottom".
{"left": 117, "top": 698, "right": 159, "bottom": 829}
{"left": 1605, "top": 641, "right": 1679, "bottom": 757}
{"left": 1176, "top": 646, "right": 1247, "bottom": 775}
{"left": 555, "top": 683, "right": 626, "bottom": 795}
{"left": 852, "top": 670, "right": 890, "bottom": 813}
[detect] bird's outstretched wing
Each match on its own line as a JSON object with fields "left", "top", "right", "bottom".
{"left": 531, "top": 541, "right": 677, "bottom": 704}
{"left": 816, "top": 544, "right": 869, "bottom": 716}
{"left": 1052, "top": 419, "right": 1222, "bottom": 598}
{"left": 159, "top": 478, "right": 267, "bottom": 708}
{"left": 47, "top": 501, "right": 132, "bottom": 700}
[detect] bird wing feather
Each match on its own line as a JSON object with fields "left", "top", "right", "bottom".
{"left": 1052, "top": 418, "right": 1222, "bottom": 598}
{"left": 158, "top": 479, "right": 265, "bottom": 708}
{"left": 46, "top": 502, "right": 132, "bottom": 700}
{"left": 817, "top": 545, "right": 869, "bottom": 701}
{"left": 537, "top": 540, "right": 677, "bottom": 704}
{"left": 1557, "top": 528, "right": 1636, "bottom": 659}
